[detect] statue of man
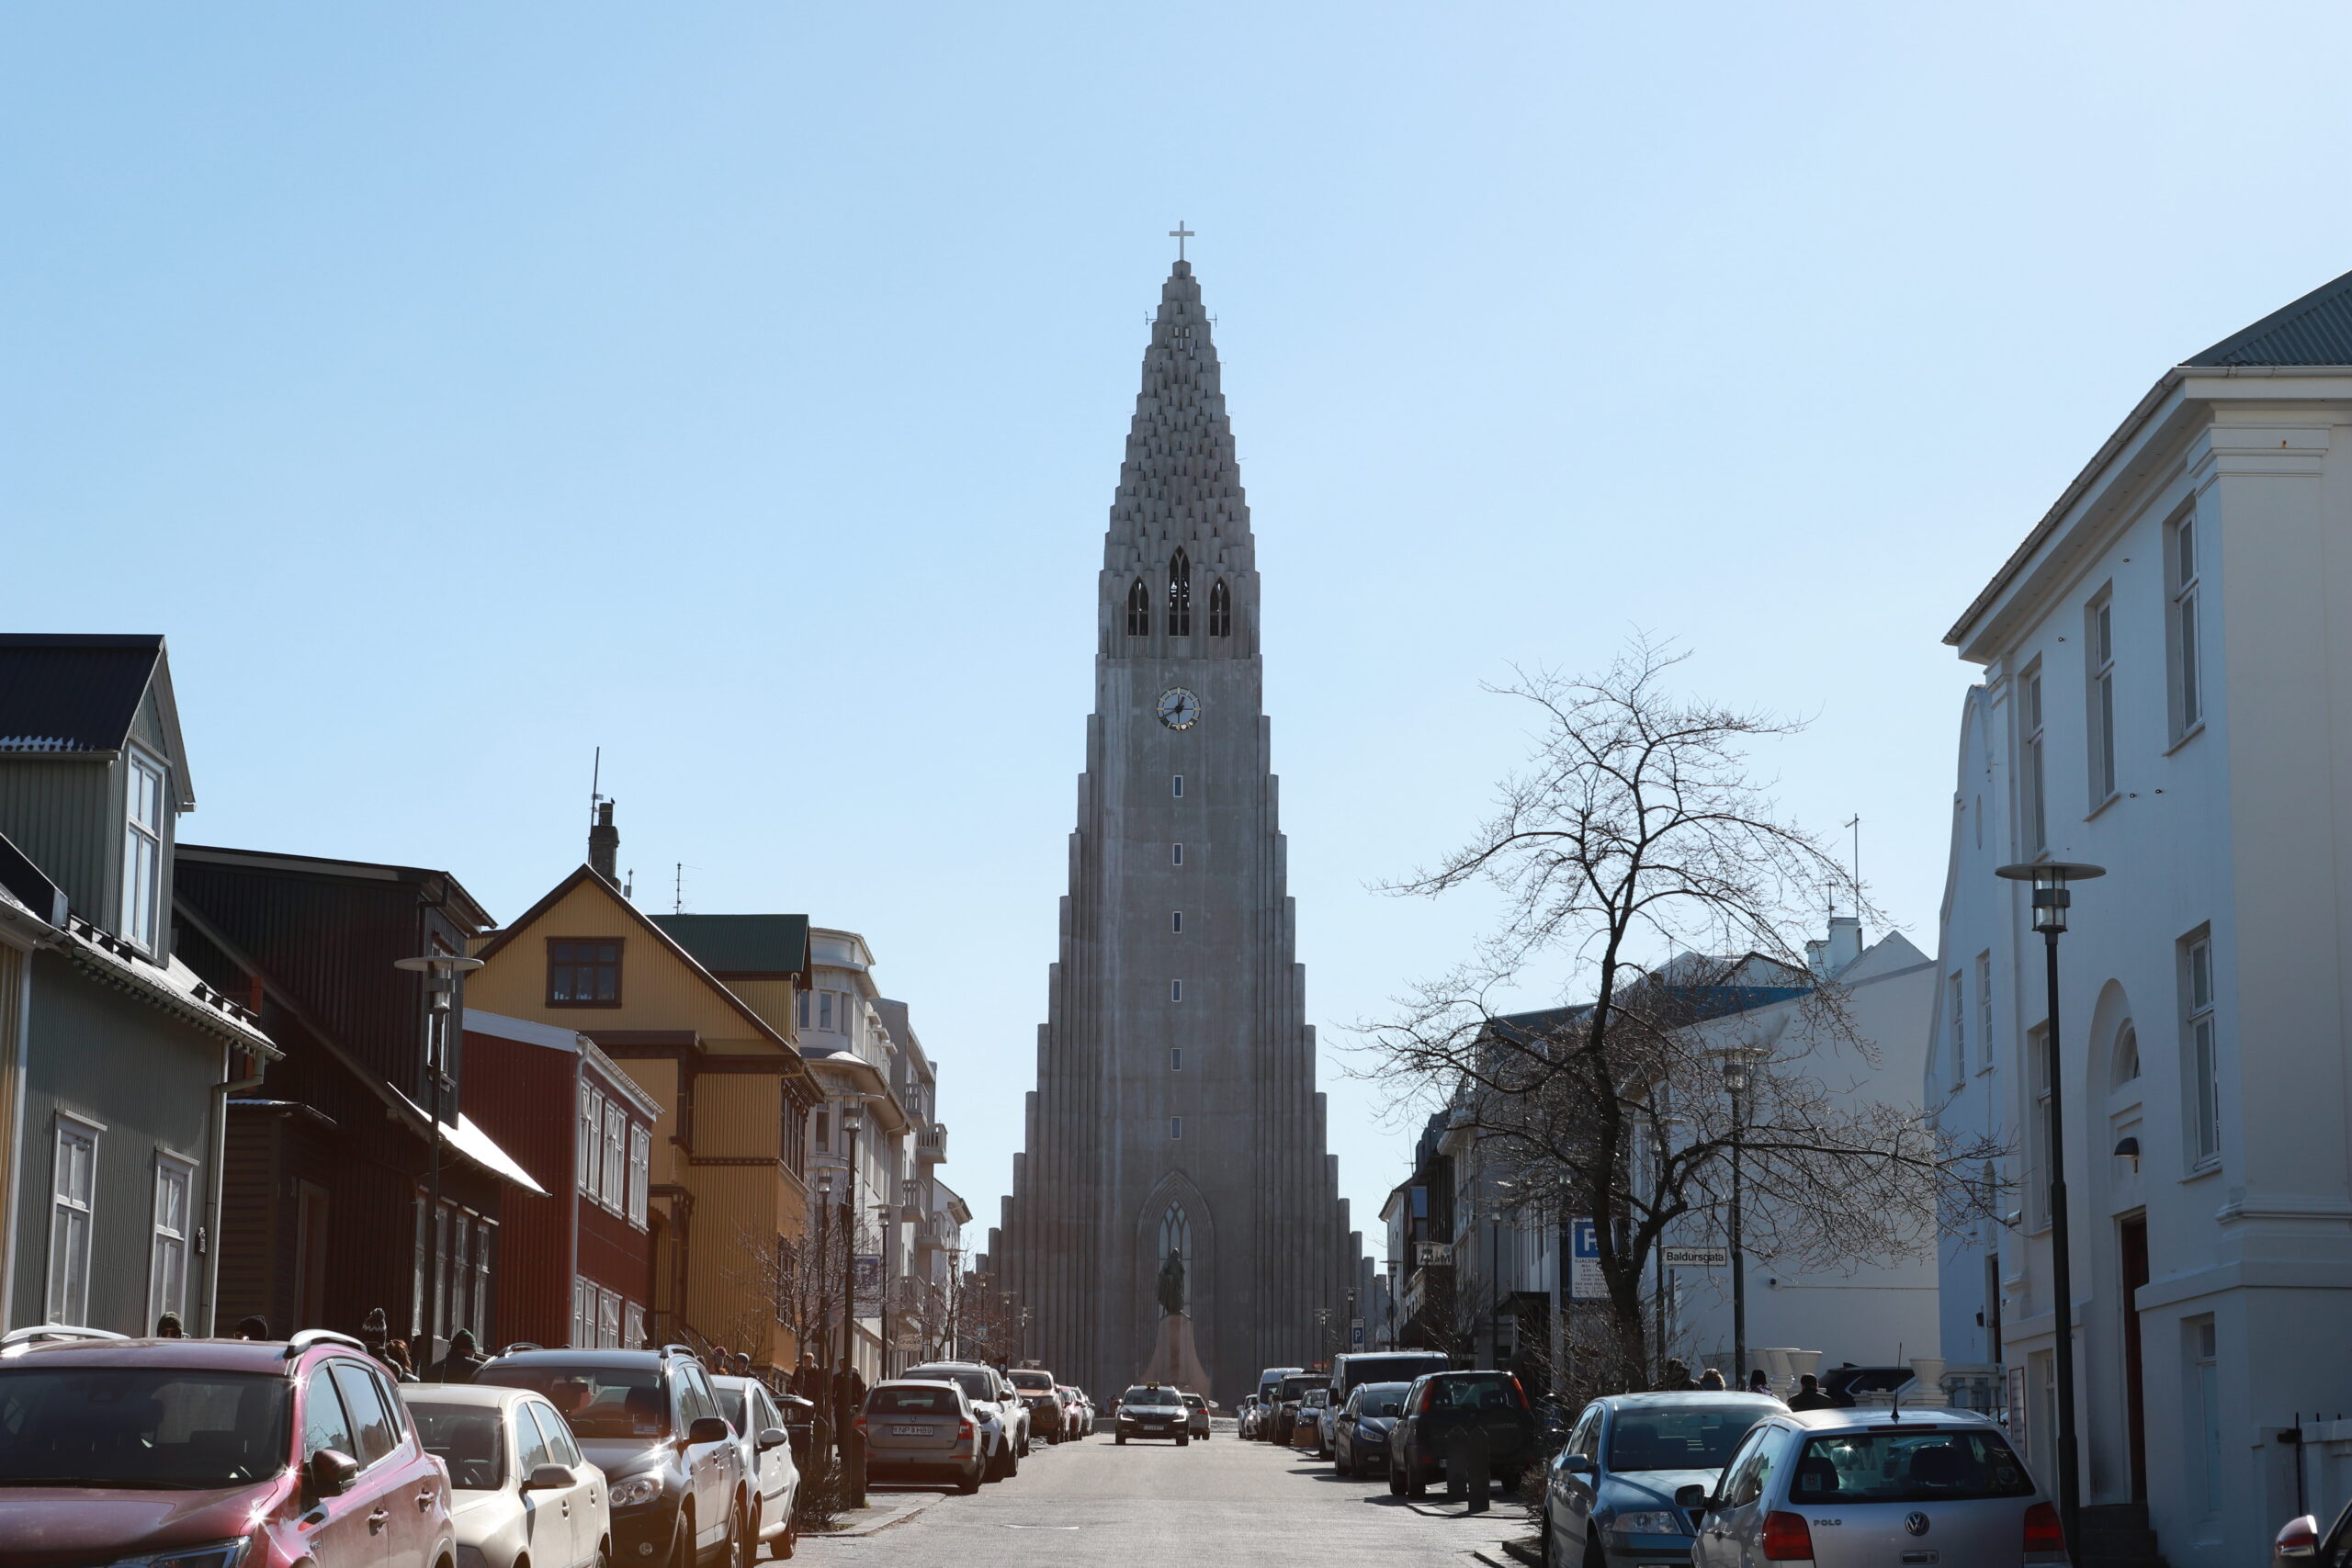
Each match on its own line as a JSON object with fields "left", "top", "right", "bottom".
{"left": 1157, "top": 1247, "right": 1186, "bottom": 1317}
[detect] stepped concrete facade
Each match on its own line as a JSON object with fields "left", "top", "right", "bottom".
{"left": 992, "top": 260, "right": 1360, "bottom": 1405}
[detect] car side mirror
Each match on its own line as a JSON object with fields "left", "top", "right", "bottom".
{"left": 686, "top": 1416, "right": 732, "bottom": 1445}
{"left": 308, "top": 1448, "right": 359, "bottom": 1499}
{"left": 1674, "top": 1483, "right": 1712, "bottom": 1514}
{"left": 1560, "top": 1453, "right": 1594, "bottom": 1475}
{"left": 525, "top": 1463, "right": 574, "bottom": 1492}
{"left": 757, "top": 1426, "right": 788, "bottom": 1451}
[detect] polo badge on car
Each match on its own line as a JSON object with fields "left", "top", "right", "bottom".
{"left": 1905, "top": 1511, "right": 1931, "bottom": 1537}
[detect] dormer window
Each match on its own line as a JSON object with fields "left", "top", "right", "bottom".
{"left": 121, "top": 750, "right": 166, "bottom": 954}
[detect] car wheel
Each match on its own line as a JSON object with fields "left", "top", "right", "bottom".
{"left": 1116, "top": 1431, "right": 1127, "bottom": 1445}
{"left": 1387, "top": 1454, "right": 1407, "bottom": 1496}
{"left": 1407, "top": 1456, "right": 1429, "bottom": 1499}
{"left": 667, "top": 1507, "right": 693, "bottom": 1568}
{"left": 958, "top": 1458, "right": 982, "bottom": 1495}
{"left": 777, "top": 1510, "right": 798, "bottom": 1561}
{"left": 1176, "top": 1433, "right": 1189, "bottom": 1447}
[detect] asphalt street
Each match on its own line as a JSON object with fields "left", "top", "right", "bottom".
{"left": 796, "top": 1423, "right": 1534, "bottom": 1567}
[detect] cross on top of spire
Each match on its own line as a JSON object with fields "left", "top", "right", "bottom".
{"left": 1168, "top": 221, "right": 1194, "bottom": 261}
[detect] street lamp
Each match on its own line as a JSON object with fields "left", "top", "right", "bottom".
{"left": 393, "top": 953, "right": 482, "bottom": 1361}
{"left": 1385, "top": 1259, "right": 1398, "bottom": 1350}
{"left": 838, "top": 1101, "right": 866, "bottom": 1507}
{"left": 1715, "top": 1043, "right": 1765, "bottom": 1387}
{"left": 1996, "top": 860, "right": 2104, "bottom": 1560}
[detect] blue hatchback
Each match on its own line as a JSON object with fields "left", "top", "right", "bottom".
{"left": 1541, "top": 1392, "right": 1781, "bottom": 1566}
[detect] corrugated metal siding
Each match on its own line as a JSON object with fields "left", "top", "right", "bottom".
{"left": 0, "top": 760, "right": 119, "bottom": 929}
{"left": 0, "top": 945, "right": 22, "bottom": 1275}
{"left": 11, "top": 949, "right": 219, "bottom": 1334}
{"left": 462, "top": 1029, "right": 574, "bottom": 1349}
{"left": 214, "top": 1112, "right": 280, "bottom": 1329}
{"left": 579, "top": 1201, "right": 650, "bottom": 1314}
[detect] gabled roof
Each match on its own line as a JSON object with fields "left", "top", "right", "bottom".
{"left": 0, "top": 635, "right": 193, "bottom": 807}
{"left": 2187, "top": 265, "right": 2352, "bottom": 367}
{"left": 648, "top": 913, "right": 809, "bottom": 980}
{"left": 178, "top": 843, "right": 494, "bottom": 933}
{"left": 473, "top": 865, "right": 804, "bottom": 1058}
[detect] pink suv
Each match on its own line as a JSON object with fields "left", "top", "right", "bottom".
{"left": 0, "top": 1327, "right": 457, "bottom": 1568}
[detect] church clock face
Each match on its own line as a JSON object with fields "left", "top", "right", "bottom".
{"left": 1156, "top": 687, "right": 1202, "bottom": 729}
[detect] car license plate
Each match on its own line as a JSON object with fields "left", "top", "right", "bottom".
{"left": 891, "top": 1425, "right": 934, "bottom": 1437}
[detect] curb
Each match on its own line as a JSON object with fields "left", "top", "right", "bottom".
{"left": 808, "top": 1493, "right": 945, "bottom": 1539}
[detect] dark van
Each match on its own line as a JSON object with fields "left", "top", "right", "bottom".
{"left": 1327, "top": 1350, "right": 1450, "bottom": 1406}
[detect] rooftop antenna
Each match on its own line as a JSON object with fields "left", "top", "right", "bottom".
{"left": 674, "top": 862, "right": 684, "bottom": 916}
{"left": 623, "top": 868, "right": 634, "bottom": 901}
{"left": 591, "top": 747, "right": 608, "bottom": 823}
{"left": 1843, "top": 814, "right": 1862, "bottom": 919}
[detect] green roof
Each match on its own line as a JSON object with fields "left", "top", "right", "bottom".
{"left": 649, "top": 913, "right": 810, "bottom": 978}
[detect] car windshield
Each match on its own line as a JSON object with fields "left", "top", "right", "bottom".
{"left": 1424, "top": 1374, "right": 1525, "bottom": 1412}
{"left": 1277, "top": 1376, "right": 1320, "bottom": 1401}
{"left": 1009, "top": 1371, "right": 1054, "bottom": 1392}
{"left": 410, "top": 1403, "right": 507, "bottom": 1490}
{"left": 1605, "top": 1406, "right": 1765, "bottom": 1472}
{"left": 1795, "top": 1429, "right": 2036, "bottom": 1504}
{"left": 1121, "top": 1386, "right": 1179, "bottom": 1406}
{"left": 1354, "top": 1382, "right": 1412, "bottom": 1417}
{"left": 869, "top": 1386, "right": 960, "bottom": 1416}
{"left": 1183, "top": 1394, "right": 1204, "bottom": 1410}
{"left": 910, "top": 1369, "right": 996, "bottom": 1404}
{"left": 0, "top": 1367, "right": 290, "bottom": 1489}
{"left": 1340, "top": 1355, "right": 1447, "bottom": 1392}
{"left": 477, "top": 1363, "right": 664, "bottom": 1442}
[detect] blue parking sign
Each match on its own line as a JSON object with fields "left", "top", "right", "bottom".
{"left": 1569, "top": 1218, "right": 1603, "bottom": 1302}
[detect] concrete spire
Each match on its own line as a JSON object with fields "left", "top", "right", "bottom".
{"left": 1106, "top": 261, "right": 1254, "bottom": 569}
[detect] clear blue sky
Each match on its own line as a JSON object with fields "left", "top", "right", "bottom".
{"left": 11, "top": 1, "right": 2352, "bottom": 1258}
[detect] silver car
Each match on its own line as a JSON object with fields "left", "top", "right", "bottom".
{"left": 713, "top": 1375, "right": 800, "bottom": 1560}
{"left": 1686, "top": 1407, "right": 2066, "bottom": 1568}
{"left": 405, "top": 1383, "right": 612, "bottom": 1568}
{"left": 860, "top": 1378, "right": 985, "bottom": 1494}
{"left": 902, "top": 1360, "right": 1022, "bottom": 1481}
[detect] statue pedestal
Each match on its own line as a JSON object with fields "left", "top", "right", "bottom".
{"left": 1140, "top": 1312, "right": 1213, "bottom": 1393}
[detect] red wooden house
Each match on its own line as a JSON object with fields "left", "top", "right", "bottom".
{"left": 460, "top": 1009, "right": 660, "bottom": 1349}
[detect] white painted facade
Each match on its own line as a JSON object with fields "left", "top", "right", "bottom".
{"left": 1930, "top": 272, "right": 2352, "bottom": 1564}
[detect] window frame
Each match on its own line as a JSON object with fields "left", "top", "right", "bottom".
{"left": 1975, "top": 952, "right": 1993, "bottom": 1075}
{"left": 1125, "top": 577, "right": 1150, "bottom": 637}
{"left": 545, "top": 937, "right": 624, "bottom": 1009}
{"left": 1166, "top": 550, "right": 1193, "bottom": 637}
{"left": 120, "top": 747, "right": 167, "bottom": 954}
{"left": 1948, "top": 972, "right": 1967, "bottom": 1087}
{"left": 2086, "top": 592, "right": 2118, "bottom": 807}
{"left": 601, "top": 1100, "right": 628, "bottom": 1212}
{"left": 628, "top": 1122, "right": 651, "bottom": 1226}
{"left": 2185, "top": 932, "right": 2221, "bottom": 1168}
{"left": 2171, "top": 510, "right": 2204, "bottom": 740}
{"left": 47, "top": 1112, "right": 101, "bottom": 1325}
{"left": 148, "top": 1148, "right": 197, "bottom": 1329}
{"left": 2020, "top": 665, "right": 2049, "bottom": 855}
{"left": 1207, "top": 577, "right": 1231, "bottom": 637}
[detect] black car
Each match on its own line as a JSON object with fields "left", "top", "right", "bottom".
{"left": 1113, "top": 1382, "right": 1191, "bottom": 1445}
{"left": 478, "top": 1344, "right": 750, "bottom": 1567}
{"left": 1268, "top": 1371, "right": 1323, "bottom": 1446}
{"left": 1332, "top": 1380, "right": 1414, "bottom": 1479}
{"left": 1388, "top": 1369, "right": 1539, "bottom": 1499}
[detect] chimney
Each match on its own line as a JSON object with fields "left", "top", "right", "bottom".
{"left": 590, "top": 800, "right": 619, "bottom": 881}
{"left": 1825, "top": 915, "right": 1863, "bottom": 974}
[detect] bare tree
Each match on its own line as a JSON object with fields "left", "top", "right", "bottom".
{"left": 1366, "top": 637, "right": 2000, "bottom": 1384}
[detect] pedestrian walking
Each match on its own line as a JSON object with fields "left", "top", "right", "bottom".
{"left": 428, "top": 1328, "right": 491, "bottom": 1383}
{"left": 153, "top": 1312, "right": 185, "bottom": 1338}
{"left": 1697, "top": 1368, "right": 1727, "bottom": 1391}
{"left": 235, "top": 1314, "right": 271, "bottom": 1340}
{"left": 1747, "top": 1369, "right": 1771, "bottom": 1394}
{"left": 361, "top": 1308, "right": 419, "bottom": 1382}
{"left": 790, "top": 1351, "right": 828, "bottom": 1404}
{"left": 1653, "top": 1358, "right": 1700, "bottom": 1392}
{"left": 1787, "top": 1374, "right": 1834, "bottom": 1412}
{"left": 386, "top": 1339, "right": 417, "bottom": 1379}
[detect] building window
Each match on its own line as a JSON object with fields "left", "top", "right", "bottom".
{"left": 1170, "top": 979, "right": 1182, "bottom": 1002}
{"left": 1170, "top": 1117, "right": 1182, "bottom": 1140}
{"left": 1171, "top": 774, "right": 1183, "bottom": 797}
{"left": 1975, "top": 953, "right": 1992, "bottom": 1072}
{"left": 598, "top": 1287, "right": 621, "bottom": 1348}
{"left": 602, "top": 1101, "right": 628, "bottom": 1212}
{"left": 2087, "top": 594, "right": 2117, "bottom": 804}
{"left": 472, "top": 1221, "right": 494, "bottom": 1344}
{"left": 1170, "top": 842, "right": 1183, "bottom": 866}
{"left": 2173, "top": 513, "right": 2203, "bottom": 735}
{"left": 2028, "top": 1026, "right": 2052, "bottom": 1230}
{"left": 579, "top": 1086, "right": 605, "bottom": 1197}
{"left": 1126, "top": 578, "right": 1150, "bottom": 637}
{"left": 2187, "top": 934, "right": 2219, "bottom": 1165}
{"left": 149, "top": 1152, "right": 195, "bottom": 1328}
{"left": 122, "top": 750, "right": 166, "bottom": 953}
{"left": 2112, "top": 1023, "right": 2141, "bottom": 1087}
{"left": 1948, "top": 973, "right": 1967, "bottom": 1086}
{"left": 1166, "top": 550, "right": 1193, "bottom": 637}
{"left": 2190, "top": 1316, "right": 2221, "bottom": 1512}
{"left": 1171, "top": 1048, "right": 1182, "bottom": 1072}
{"left": 47, "top": 1116, "right": 98, "bottom": 1325}
{"left": 2021, "top": 668, "right": 2048, "bottom": 853}
{"left": 1208, "top": 578, "right": 1231, "bottom": 637}
{"left": 548, "top": 939, "right": 622, "bottom": 1006}
{"left": 797, "top": 989, "right": 810, "bottom": 1029}
{"left": 572, "top": 1278, "right": 591, "bottom": 1348}
{"left": 814, "top": 1108, "right": 831, "bottom": 1152}
{"left": 623, "top": 1300, "right": 646, "bottom": 1349}
{"left": 1171, "top": 910, "right": 1183, "bottom": 933}
{"left": 819, "top": 991, "right": 835, "bottom": 1032}
{"left": 628, "top": 1123, "right": 650, "bottom": 1225}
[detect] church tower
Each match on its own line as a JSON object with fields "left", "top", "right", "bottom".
{"left": 993, "top": 258, "right": 1360, "bottom": 1404}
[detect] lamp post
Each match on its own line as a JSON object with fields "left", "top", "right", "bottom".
{"left": 873, "top": 1202, "right": 895, "bottom": 1380}
{"left": 1996, "top": 860, "right": 2104, "bottom": 1561}
{"left": 393, "top": 953, "right": 482, "bottom": 1362}
{"left": 838, "top": 1102, "right": 866, "bottom": 1507}
{"left": 1716, "top": 1044, "right": 1764, "bottom": 1386}
{"left": 1385, "top": 1259, "right": 1398, "bottom": 1350}
{"left": 813, "top": 1173, "right": 834, "bottom": 1463}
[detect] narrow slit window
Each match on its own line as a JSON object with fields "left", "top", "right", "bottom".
{"left": 2187, "top": 935, "right": 2219, "bottom": 1165}
{"left": 2088, "top": 595, "right": 2117, "bottom": 803}
{"left": 2173, "top": 514, "right": 2203, "bottom": 734}
{"left": 1171, "top": 842, "right": 1183, "bottom": 866}
{"left": 2022, "top": 669, "right": 2048, "bottom": 853}
{"left": 1171, "top": 911, "right": 1183, "bottom": 933}
{"left": 1126, "top": 578, "right": 1150, "bottom": 637}
{"left": 1171, "top": 774, "right": 1183, "bottom": 798}
{"left": 1170, "top": 1117, "right": 1182, "bottom": 1140}
{"left": 1208, "top": 578, "right": 1231, "bottom": 637}
{"left": 1170, "top": 979, "right": 1182, "bottom": 1002}
{"left": 1171, "top": 1048, "right": 1182, "bottom": 1072}
{"left": 1166, "top": 550, "right": 1193, "bottom": 637}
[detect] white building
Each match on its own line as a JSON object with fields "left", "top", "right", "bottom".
{"left": 1929, "top": 265, "right": 2352, "bottom": 1566}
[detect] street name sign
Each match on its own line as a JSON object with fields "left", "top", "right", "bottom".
{"left": 1662, "top": 1245, "right": 1731, "bottom": 1269}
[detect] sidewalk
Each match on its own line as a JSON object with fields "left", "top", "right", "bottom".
{"left": 807, "top": 1489, "right": 946, "bottom": 1539}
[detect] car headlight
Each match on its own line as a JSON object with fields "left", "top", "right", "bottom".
{"left": 111, "top": 1544, "right": 254, "bottom": 1568}
{"left": 1117, "top": 1411, "right": 1136, "bottom": 1421}
{"left": 608, "top": 1472, "right": 667, "bottom": 1509}
{"left": 1607, "top": 1510, "right": 1689, "bottom": 1539}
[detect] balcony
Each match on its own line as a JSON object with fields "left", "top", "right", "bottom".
{"left": 916, "top": 1209, "right": 961, "bottom": 1252}
{"left": 916, "top": 1122, "right": 947, "bottom": 1164}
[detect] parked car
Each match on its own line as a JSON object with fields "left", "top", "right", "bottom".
{"left": 0, "top": 1326, "right": 456, "bottom": 1568}
{"left": 1683, "top": 1407, "right": 2063, "bottom": 1568}
{"left": 477, "top": 1343, "right": 749, "bottom": 1568}
{"left": 406, "top": 1382, "right": 613, "bottom": 1568}
{"left": 1327, "top": 1350, "right": 1450, "bottom": 1409}
{"left": 1290, "top": 1387, "right": 1333, "bottom": 1456}
{"left": 1539, "top": 1392, "right": 1781, "bottom": 1567}
{"left": 2276, "top": 1499, "right": 2352, "bottom": 1562}
{"left": 1388, "top": 1370, "right": 1538, "bottom": 1498}
{"left": 1238, "top": 1394, "right": 1264, "bottom": 1439}
{"left": 1332, "top": 1381, "right": 1414, "bottom": 1479}
{"left": 1008, "top": 1368, "right": 1067, "bottom": 1445}
{"left": 1182, "top": 1391, "right": 1213, "bottom": 1439}
{"left": 902, "top": 1360, "right": 1024, "bottom": 1480}
{"left": 859, "top": 1379, "right": 985, "bottom": 1494}
{"left": 1057, "top": 1385, "right": 1091, "bottom": 1439}
{"left": 714, "top": 1373, "right": 800, "bottom": 1559}
{"left": 1254, "top": 1366, "right": 1305, "bottom": 1439}
{"left": 1269, "top": 1371, "right": 1322, "bottom": 1446}
{"left": 1114, "top": 1383, "right": 1191, "bottom": 1445}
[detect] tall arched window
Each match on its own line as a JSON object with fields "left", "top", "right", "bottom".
{"left": 1166, "top": 550, "right": 1193, "bottom": 637}
{"left": 1125, "top": 578, "right": 1150, "bottom": 637}
{"left": 1207, "top": 579, "right": 1231, "bottom": 637}
{"left": 1159, "top": 1203, "right": 1191, "bottom": 1313}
